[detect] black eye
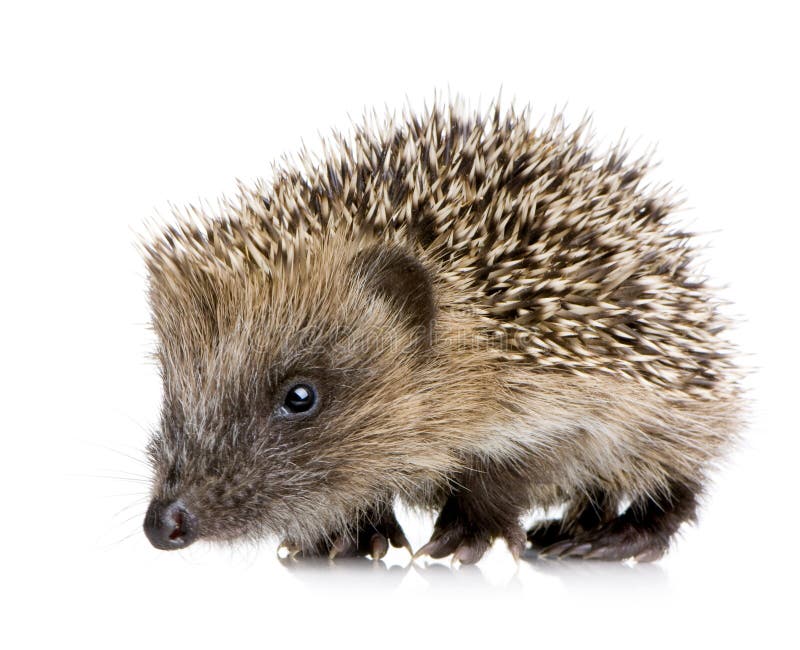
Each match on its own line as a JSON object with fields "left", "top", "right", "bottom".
{"left": 283, "top": 384, "right": 316, "bottom": 414}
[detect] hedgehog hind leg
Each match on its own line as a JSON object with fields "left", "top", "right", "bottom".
{"left": 527, "top": 488, "right": 618, "bottom": 550}
{"left": 537, "top": 481, "right": 699, "bottom": 562}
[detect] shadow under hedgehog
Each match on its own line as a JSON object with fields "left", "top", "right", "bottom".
{"left": 141, "top": 101, "right": 743, "bottom": 564}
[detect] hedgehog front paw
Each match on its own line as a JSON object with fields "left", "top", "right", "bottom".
{"left": 415, "top": 507, "right": 526, "bottom": 565}
{"left": 328, "top": 506, "right": 413, "bottom": 561}
{"left": 280, "top": 506, "right": 412, "bottom": 561}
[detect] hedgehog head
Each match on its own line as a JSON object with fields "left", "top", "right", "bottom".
{"left": 141, "top": 227, "right": 497, "bottom": 550}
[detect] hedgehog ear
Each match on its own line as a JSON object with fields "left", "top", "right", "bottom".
{"left": 351, "top": 244, "right": 436, "bottom": 342}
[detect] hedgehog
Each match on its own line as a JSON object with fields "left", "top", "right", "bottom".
{"left": 141, "top": 100, "right": 743, "bottom": 564}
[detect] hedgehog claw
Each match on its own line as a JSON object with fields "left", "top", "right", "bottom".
{"left": 536, "top": 541, "right": 567, "bottom": 558}
{"left": 328, "top": 536, "right": 357, "bottom": 560}
{"left": 413, "top": 533, "right": 461, "bottom": 560}
{"left": 416, "top": 521, "right": 525, "bottom": 565}
{"left": 505, "top": 528, "right": 527, "bottom": 562}
{"left": 562, "top": 542, "right": 594, "bottom": 558}
{"left": 370, "top": 533, "right": 389, "bottom": 561}
{"left": 277, "top": 540, "right": 301, "bottom": 560}
{"left": 387, "top": 528, "right": 413, "bottom": 556}
{"left": 538, "top": 539, "right": 595, "bottom": 559}
{"left": 634, "top": 546, "right": 666, "bottom": 563}
{"left": 450, "top": 538, "right": 490, "bottom": 566}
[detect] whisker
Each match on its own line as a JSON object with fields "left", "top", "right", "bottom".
{"left": 79, "top": 439, "right": 152, "bottom": 469}
{"left": 110, "top": 410, "right": 156, "bottom": 437}
{"left": 71, "top": 474, "right": 151, "bottom": 484}
{"left": 103, "top": 527, "right": 145, "bottom": 548}
{"left": 112, "top": 511, "right": 148, "bottom": 527}
{"left": 111, "top": 499, "right": 149, "bottom": 519}
{"left": 93, "top": 466, "right": 150, "bottom": 478}
{"left": 100, "top": 492, "right": 150, "bottom": 499}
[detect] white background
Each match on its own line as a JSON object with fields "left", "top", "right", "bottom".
{"left": 1, "top": 1, "right": 797, "bottom": 648}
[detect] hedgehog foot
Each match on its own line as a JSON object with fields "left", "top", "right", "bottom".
{"left": 536, "top": 482, "right": 698, "bottom": 562}
{"left": 536, "top": 516, "right": 669, "bottom": 562}
{"left": 526, "top": 519, "right": 575, "bottom": 550}
{"left": 281, "top": 506, "right": 412, "bottom": 561}
{"left": 415, "top": 499, "right": 526, "bottom": 564}
{"left": 327, "top": 507, "right": 413, "bottom": 561}
{"left": 528, "top": 490, "right": 618, "bottom": 551}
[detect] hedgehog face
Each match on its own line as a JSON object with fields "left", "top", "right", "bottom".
{"left": 143, "top": 239, "right": 464, "bottom": 550}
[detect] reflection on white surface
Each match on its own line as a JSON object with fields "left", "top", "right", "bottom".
{"left": 275, "top": 547, "right": 670, "bottom": 595}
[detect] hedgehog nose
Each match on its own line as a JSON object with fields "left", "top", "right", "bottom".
{"left": 143, "top": 499, "right": 198, "bottom": 550}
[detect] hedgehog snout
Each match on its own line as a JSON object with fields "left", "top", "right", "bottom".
{"left": 143, "top": 499, "right": 199, "bottom": 550}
